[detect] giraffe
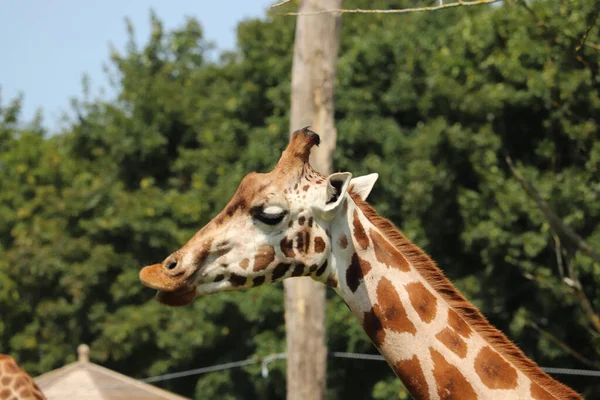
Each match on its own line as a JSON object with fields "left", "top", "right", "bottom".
{"left": 140, "top": 128, "right": 581, "bottom": 399}
{"left": 0, "top": 355, "right": 45, "bottom": 400}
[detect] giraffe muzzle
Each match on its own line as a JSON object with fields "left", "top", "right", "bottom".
{"left": 139, "top": 262, "right": 198, "bottom": 306}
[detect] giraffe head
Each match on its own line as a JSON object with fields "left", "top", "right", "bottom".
{"left": 139, "top": 128, "right": 378, "bottom": 306}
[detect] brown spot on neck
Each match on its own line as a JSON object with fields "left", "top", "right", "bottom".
{"left": 352, "top": 210, "right": 369, "bottom": 250}
{"left": 436, "top": 328, "right": 467, "bottom": 358}
{"left": 393, "top": 356, "right": 430, "bottom": 400}
{"left": 430, "top": 348, "right": 477, "bottom": 400}
{"left": 405, "top": 281, "right": 437, "bottom": 323}
{"left": 376, "top": 277, "right": 416, "bottom": 335}
{"left": 530, "top": 382, "right": 557, "bottom": 400}
{"left": 363, "top": 278, "right": 416, "bottom": 348}
{"left": 253, "top": 245, "right": 275, "bottom": 271}
{"left": 346, "top": 253, "right": 371, "bottom": 292}
{"left": 350, "top": 193, "right": 580, "bottom": 398}
{"left": 240, "top": 258, "right": 249, "bottom": 269}
{"left": 362, "top": 308, "right": 385, "bottom": 347}
{"left": 474, "top": 346, "right": 518, "bottom": 390}
{"left": 298, "top": 216, "right": 305, "bottom": 225}
{"left": 338, "top": 234, "right": 348, "bottom": 249}
{"left": 447, "top": 309, "right": 472, "bottom": 338}
{"left": 369, "top": 228, "right": 409, "bottom": 271}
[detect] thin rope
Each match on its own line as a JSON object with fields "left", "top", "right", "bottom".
{"left": 131, "top": 352, "right": 600, "bottom": 384}
{"left": 140, "top": 357, "right": 258, "bottom": 383}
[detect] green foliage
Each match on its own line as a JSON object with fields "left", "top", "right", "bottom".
{"left": 1, "top": 0, "right": 599, "bottom": 398}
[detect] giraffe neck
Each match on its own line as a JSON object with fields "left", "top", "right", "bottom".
{"left": 0, "top": 355, "right": 46, "bottom": 400}
{"left": 328, "top": 194, "right": 580, "bottom": 400}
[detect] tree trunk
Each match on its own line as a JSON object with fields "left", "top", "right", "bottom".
{"left": 284, "top": 1, "right": 342, "bottom": 399}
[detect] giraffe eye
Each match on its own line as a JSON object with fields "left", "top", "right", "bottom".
{"left": 252, "top": 205, "right": 288, "bottom": 226}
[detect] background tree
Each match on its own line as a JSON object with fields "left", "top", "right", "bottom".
{"left": 0, "top": 0, "right": 598, "bottom": 398}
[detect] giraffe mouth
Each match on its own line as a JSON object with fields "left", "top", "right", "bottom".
{"left": 155, "top": 286, "right": 197, "bottom": 307}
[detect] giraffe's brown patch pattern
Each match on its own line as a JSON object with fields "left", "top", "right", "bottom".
{"left": 1, "top": 377, "right": 10, "bottom": 386}
{"left": 4, "top": 363, "right": 18, "bottom": 374}
{"left": 346, "top": 253, "right": 371, "bottom": 292}
{"left": 406, "top": 281, "right": 438, "bottom": 323}
{"left": 272, "top": 263, "right": 290, "bottom": 281}
{"left": 475, "top": 346, "right": 518, "bottom": 390}
{"left": 326, "top": 276, "right": 338, "bottom": 287}
{"left": 253, "top": 276, "right": 266, "bottom": 286}
{"left": 339, "top": 234, "right": 348, "bottom": 249}
{"left": 353, "top": 210, "right": 369, "bottom": 249}
{"left": 363, "top": 279, "right": 417, "bottom": 348}
{"left": 369, "top": 228, "right": 410, "bottom": 272}
{"left": 315, "top": 260, "right": 328, "bottom": 276}
{"left": 253, "top": 245, "right": 275, "bottom": 271}
{"left": 240, "top": 258, "right": 249, "bottom": 269}
{"left": 302, "top": 185, "right": 309, "bottom": 191}
{"left": 436, "top": 328, "right": 468, "bottom": 358}
{"left": 297, "top": 231, "right": 311, "bottom": 254}
{"left": 230, "top": 273, "right": 246, "bottom": 287}
{"left": 14, "top": 377, "right": 26, "bottom": 390}
{"left": 447, "top": 309, "right": 472, "bottom": 338}
{"left": 280, "top": 237, "right": 295, "bottom": 258}
{"left": 192, "top": 239, "right": 214, "bottom": 267}
{"left": 298, "top": 216, "right": 305, "bottom": 225}
{"left": 225, "top": 198, "right": 247, "bottom": 216}
{"left": 530, "top": 382, "right": 555, "bottom": 400}
{"left": 376, "top": 277, "right": 417, "bottom": 335}
{"left": 314, "top": 236, "right": 326, "bottom": 253}
{"left": 291, "top": 264, "right": 305, "bottom": 277}
{"left": 0, "top": 389, "right": 11, "bottom": 399}
{"left": 430, "top": 348, "right": 478, "bottom": 400}
{"left": 214, "top": 274, "right": 225, "bottom": 282}
{"left": 393, "top": 356, "right": 430, "bottom": 400}
{"left": 362, "top": 308, "right": 385, "bottom": 347}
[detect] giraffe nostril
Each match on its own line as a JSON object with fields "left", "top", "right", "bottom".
{"left": 166, "top": 260, "right": 178, "bottom": 270}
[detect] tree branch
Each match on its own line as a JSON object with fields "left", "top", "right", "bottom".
{"left": 274, "top": 0, "right": 501, "bottom": 16}
{"left": 506, "top": 156, "right": 600, "bottom": 333}
{"left": 528, "top": 321, "right": 600, "bottom": 369}
{"left": 505, "top": 156, "right": 600, "bottom": 264}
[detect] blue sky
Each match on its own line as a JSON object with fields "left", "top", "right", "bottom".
{"left": 0, "top": 0, "right": 274, "bottom": 131}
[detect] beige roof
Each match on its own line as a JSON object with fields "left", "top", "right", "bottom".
{"left": 34, "top": 345, "right": 189, "bottom": 400}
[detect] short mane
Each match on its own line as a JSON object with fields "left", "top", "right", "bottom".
{"left": 350, "top": 193, "right": 581, "bottom": 400}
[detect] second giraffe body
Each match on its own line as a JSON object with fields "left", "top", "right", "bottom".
{"left": 140, "top": 128, "right": 580, "bottom": 400}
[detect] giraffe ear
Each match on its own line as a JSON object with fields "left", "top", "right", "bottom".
{"left": 313, "top": 172, "right": 353, "bottom": 219}
{"left": 349, "top": 173, "right": 379, "bottom": 200}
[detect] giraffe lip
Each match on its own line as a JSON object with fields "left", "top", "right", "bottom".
{"left": 155, "top": 286, "right": 197, "bottom": 307}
